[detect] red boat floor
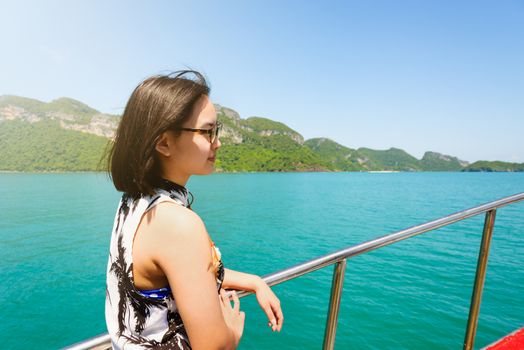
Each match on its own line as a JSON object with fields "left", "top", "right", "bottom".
{"left": 484, "top": 327, "right": 524, "bottom": 350}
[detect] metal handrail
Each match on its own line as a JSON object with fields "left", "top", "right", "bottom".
{"left": 63, "top": 192, "right": 524, "bottom": 350}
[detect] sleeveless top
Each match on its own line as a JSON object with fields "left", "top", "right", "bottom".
{"left": 105, "top": 180, "right": 225, "bottom": 349}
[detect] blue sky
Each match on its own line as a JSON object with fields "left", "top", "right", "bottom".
{"left": 1, "top": 1, "right": 523, "bottom": 163}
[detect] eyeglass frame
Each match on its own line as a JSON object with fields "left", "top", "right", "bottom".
{"left": 171, "top": 121, "right": 222, "bottom": 144}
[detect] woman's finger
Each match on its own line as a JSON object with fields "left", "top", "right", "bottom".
{"left": 219, "top": 289, "right": 228, "bottom": 306}
{"left": 230, "top": 291, "right": 240, "bottom": 313}
{"left": 273, "top": 304, "right": 284, "bottom": 331}
{"left": 261, "top": 303, "right": 277, "bottom": 331}
{"left": 269, "top": 301, "right": 283, "bottom": 331}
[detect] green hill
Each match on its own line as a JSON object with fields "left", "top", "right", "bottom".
{"left": 463, "top": 161, "right": 524, "bottom": 172}
{"left": 304, "top": 138, "right": 364, "bottom": 171}
{"left": 0, "top": 95, "right": 46, "bottom": 114}
{"left": 0, "top": 119, "right": 109, "bottom": 171}
{"left": 357, "top": 147, "right": 422, "bottom": 171}
{"left": 0, "top": 94, "right": 520, "bottom": 172}
{"left": 0, "top": 95, "right": 102, "bottom": 123}
{"left": 420, "top": 151, "right": 465, "bottom": 171}
{"left": 214, "top": 108, "right": 330, "bottom": 171}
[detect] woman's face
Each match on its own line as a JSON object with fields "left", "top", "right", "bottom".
{"left": 156, "top": 95, "right": 221, "bottom": 185}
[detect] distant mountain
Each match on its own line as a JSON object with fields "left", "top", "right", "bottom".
{"left": 356, "top": 147, "right": 422, "bottom": 171}
{"left": 421, "top": 151, "right": 467, "bottom": 171}
{"left": 0, "top": 119, "right": 109, "bottom": 171}
{"left": 0, "top": 95, "right": 521, "bottom": 172}
{"left": 302, "top": 145, "right": 472, "bottom": 172}
{"left": 304, "top": 138, "right": 365, "bottom": 171}
{"left": 214, "top": 105, "right": 330, "bottom": 171}
{"left": 0, "top": 95, "right": 119, "bottom": 138}
{"left": 463, "top": 161, "right": 524, "bottom": 172}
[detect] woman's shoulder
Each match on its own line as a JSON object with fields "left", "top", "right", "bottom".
{"left": 147, "top": 201, "right": 214, "bottom": 269}
{"left": 145, "top": 200, "right": 207, "bottom": 241}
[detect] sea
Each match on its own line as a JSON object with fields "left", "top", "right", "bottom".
{"left": 1, "top": 172, "right": 523, "bottom": 349}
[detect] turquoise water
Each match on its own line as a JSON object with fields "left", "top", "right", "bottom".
{"left": 1, "top": 172, "right": 523, "bottom": 349}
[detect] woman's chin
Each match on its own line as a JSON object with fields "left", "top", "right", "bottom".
{"left": 196, "top": 164, "right": 215, "bottom": 175}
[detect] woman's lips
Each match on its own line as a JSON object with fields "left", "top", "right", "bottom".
{"left": 208, "top": 157, "right": 216, "bottom": 162}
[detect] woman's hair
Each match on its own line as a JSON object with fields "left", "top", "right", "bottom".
{"left": 106, "top": 70, "right": 210, "bottom": 198}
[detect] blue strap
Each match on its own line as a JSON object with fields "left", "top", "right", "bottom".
{"left": 138, "top": 286, "right": 172, "bottom": 300}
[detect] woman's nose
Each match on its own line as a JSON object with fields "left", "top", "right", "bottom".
{"left": 213, "top": 137, "right": 221, "bottom": 149}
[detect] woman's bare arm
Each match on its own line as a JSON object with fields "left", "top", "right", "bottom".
{"left": 222, "top": 268, "right": 263, "bottom": 292}
{"left": 222, "top": 268, "right": 283, "bottom": 332}
{"left": 150, "top": 202, "right": 239, "bottom": 350}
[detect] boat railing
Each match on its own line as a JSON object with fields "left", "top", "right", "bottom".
{"left": 63, "top": 192, "right": 524, "bottom": 350}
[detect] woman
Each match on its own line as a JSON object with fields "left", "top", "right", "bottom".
{"left": 105, "top": 70, "right": 283, "bottom": 349}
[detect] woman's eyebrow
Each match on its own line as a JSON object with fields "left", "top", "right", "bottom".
{"left": 202, "top": 121, "right": 216, "bottom": 127}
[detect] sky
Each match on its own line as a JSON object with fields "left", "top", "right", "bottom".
{"left": 1, "top": 1, "right": 523, "bottom": 163}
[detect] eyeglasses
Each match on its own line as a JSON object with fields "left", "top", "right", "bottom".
{"left": 173, "top": 121, "right": 222, "bottom": 144}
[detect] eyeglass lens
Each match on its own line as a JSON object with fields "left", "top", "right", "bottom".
{"left": 211, "top": 123, "right": 221, "bottom": 143}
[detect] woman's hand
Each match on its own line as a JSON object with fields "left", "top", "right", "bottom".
{"left": 219, "top": 289, "right": 245, "bottom": 346}
{"left": 254, "top": 278, "right": 284, "bottom": 332}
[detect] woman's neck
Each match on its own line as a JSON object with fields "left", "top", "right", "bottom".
{"left": 161, "top": 171, "right": 189, "bottom": 187}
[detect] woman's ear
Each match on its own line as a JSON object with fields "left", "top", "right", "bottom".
{"left": 155, "top": 132, "right": 174, "bottom": 158}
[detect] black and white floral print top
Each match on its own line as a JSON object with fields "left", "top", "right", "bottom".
{"left": 105, "top": 180, "right": 225, "bottom": 349}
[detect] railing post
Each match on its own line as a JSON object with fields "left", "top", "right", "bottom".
{"left": 323, "top": 259, "right": 347, "bottom": 350}
{"left": 464, "top": 209, "right": 497, "bottom": 350}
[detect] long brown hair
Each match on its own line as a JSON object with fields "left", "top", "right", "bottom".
{"left": 106, "top": 70, "right": 210, "bottom": 198}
